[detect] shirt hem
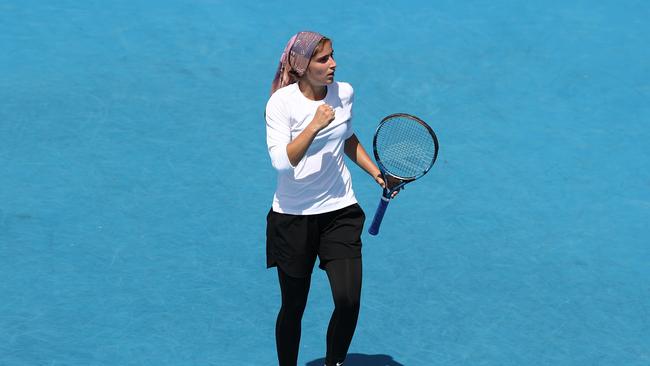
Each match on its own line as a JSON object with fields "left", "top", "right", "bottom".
{"left": 271, "top": 198, "right": 358, "bottom": 215}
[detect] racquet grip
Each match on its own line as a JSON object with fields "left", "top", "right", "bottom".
{"left": 368, "top": 196, "right": 390, "bottom": 236}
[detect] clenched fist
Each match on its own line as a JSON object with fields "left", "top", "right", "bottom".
{"left": 309, "top": 104, "right": 336, "bottom": 133}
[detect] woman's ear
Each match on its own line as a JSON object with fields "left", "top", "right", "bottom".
{"left": 288, "top": 69, "right": 301, "bottom": 81}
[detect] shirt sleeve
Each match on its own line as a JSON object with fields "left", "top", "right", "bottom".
{"left": 265, "top": 96, "right": 295, "bottom": 172}
{"left": 344, "top": 84, "right": 355, "bottom": 139}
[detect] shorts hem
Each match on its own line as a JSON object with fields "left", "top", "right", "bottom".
{"left": 267, "top": 261, "right": 313, "bottom": 278}
{"left": 318, "top": 254, "right": 362, "bottom": 270}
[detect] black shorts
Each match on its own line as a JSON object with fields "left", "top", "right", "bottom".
{"left": 266, "top": 203, "right": 365, "bottom": 278}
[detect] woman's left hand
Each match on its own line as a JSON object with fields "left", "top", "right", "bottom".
{"left": 374, "top": 173, "right": 400, "bottom": 198}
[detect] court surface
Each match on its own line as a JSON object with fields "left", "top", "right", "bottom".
{"left": 1, "top": 0, "right": 649, "bottom": 365}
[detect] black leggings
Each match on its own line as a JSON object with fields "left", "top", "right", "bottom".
{"left": 276, "top": 257, "right": 362, "bottom": 366}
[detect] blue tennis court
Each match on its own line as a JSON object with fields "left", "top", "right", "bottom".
{"left": 1, "top": 1, "right": 649, "bottom": 365}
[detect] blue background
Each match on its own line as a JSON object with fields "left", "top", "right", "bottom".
{"left": 1, "top": 0, "right": 649, "bottom": 365}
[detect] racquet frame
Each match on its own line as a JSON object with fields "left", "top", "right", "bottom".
{"left": 368, "top": 113, "right": 439, "bottom": 235}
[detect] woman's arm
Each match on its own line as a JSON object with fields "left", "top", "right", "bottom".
{"left": 345, "top": 133, "right": 400, "bottom": 196}
{"left": 286, "top": 104, "right": 336, "bottom": 166}
{"left": 344, "top": 133, "right": 384, "bottom": 187}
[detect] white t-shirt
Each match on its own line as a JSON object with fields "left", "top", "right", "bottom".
{"left": 266, "top": 81, "right": 358, "bottom": 215}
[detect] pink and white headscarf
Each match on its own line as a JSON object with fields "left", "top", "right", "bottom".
{"left": 270, "top": 31, "right": 324, "bottom": 95}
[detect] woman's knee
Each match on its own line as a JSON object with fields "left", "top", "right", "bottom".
{"left": 332, "top": 292, "right": 360, "bottom": 313}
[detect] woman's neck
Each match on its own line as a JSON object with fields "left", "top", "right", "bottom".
{"left": 298, "top": 80, "right": 327, "bottom": 101}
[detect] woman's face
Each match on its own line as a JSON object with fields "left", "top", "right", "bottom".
{"left": 304, "top": 40, "right": 336, "bottom": 87}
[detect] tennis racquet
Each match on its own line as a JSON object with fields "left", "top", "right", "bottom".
{"left": 368, "top": 113, "right": 439, "bottom": 236}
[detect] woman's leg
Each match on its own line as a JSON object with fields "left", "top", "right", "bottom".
{"left": 324, "top": 257, "right": 362, "bottom": 366}
{"left": 276, "top": 267, "right": 312, "bottom": 366}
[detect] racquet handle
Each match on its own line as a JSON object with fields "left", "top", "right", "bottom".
{"left": 368, "top": 196, "right": 390, "bottom": 235}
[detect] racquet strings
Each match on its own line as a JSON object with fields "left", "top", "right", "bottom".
{"left": 375, "top": 116, "right": 436, "bottom": 179}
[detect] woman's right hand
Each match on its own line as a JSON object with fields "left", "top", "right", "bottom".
{"left": 286, "top": 104, "right": 335, "bottom": 166}
{"left": 309, "top": 104, "right": 335, "bottom": 133}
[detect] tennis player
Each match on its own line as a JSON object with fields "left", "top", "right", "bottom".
{"left": 265, "top": 31, "right": 386, "bottom": 366}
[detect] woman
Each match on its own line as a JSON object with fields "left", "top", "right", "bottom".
{"left": 265, "top": 31, "right": 387, "bottom": 366}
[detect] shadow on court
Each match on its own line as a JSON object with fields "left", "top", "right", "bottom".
{"left": 306, "top": 353, "right": 404, "bottom": 366}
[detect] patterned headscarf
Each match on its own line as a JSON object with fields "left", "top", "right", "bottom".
{"left": 270, "top": 31, "right": 324, "bottom": 95}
